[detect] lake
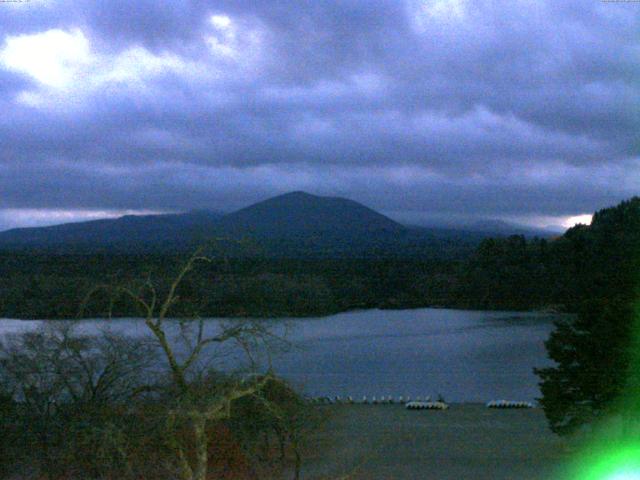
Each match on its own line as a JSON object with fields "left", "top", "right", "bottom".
{"left": 0, "top": 308, "right": 559, "bottom": 402}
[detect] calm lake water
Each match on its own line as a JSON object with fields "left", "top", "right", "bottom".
{"left": 0, "top": 308, "right": 558, "bottom": 402}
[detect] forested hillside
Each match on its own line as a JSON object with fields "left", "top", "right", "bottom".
{"left": 0, "top": 255, "right": 459, "bottom": 319}
{"left": 532, "top": 200, "right": 640, "bottom": 434}
{"left": 456, "top": 197, "right": 640, "bottom": 310}
{"left": 1, "top": 197, "right": 637, "bottom": 319}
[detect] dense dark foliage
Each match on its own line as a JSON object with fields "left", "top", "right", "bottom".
{"left": 0, "top": 386, "right": 17, "bottom": 478}
{"left": 0, "top": 254, "right": 462, "bottom": 318}
{"left": 534, "top": 197, "right": 640, "bottom": 434}
{"left": 0, "top": 325, "right": 319, "bottom": 480}
{"left": 454, "top": 235, "right": 555, "bottom": 310}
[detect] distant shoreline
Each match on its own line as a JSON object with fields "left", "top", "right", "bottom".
{"left": 0, "top": 303, "right": 569, "bottom": 322}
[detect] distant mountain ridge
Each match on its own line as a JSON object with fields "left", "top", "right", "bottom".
{"left": 0, "top": 192, "right": 405, "bottom": 254}
{"left": 0, "top": 210, "right": 223, "bottom": 250}
{"left": 0, "top": 192, "right": 548, "bottom": 257}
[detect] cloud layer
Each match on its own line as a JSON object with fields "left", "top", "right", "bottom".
{"left": 1, "top": 0, "right": 638, "bottom": 230}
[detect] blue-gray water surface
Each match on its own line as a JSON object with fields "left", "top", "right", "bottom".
{"left": 0, "top": 308, "right": 558, "bottom": 402}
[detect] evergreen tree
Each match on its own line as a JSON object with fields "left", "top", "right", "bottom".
{"left": 535, "top": 300, "right": 635, "bottom": 434}
{"left": 536, "top": 197, "right": 640, "bottom": 434}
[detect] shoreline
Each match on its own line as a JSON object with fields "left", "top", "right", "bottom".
{"left": 0, "top": 304, "right": 569, "bottom": 322}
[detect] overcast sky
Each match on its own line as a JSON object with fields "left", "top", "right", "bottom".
{"left": 0, "top": 0, "right": 638, "bottom": 231}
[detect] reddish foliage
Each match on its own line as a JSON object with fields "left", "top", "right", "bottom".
{"left": 206, "top": 423, "right": 253, "bottom": 480}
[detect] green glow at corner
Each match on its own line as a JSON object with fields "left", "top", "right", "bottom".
{"left": 566, "top": 443, "right": 640, "bottom": 480}
{"left": 608, "top": 473, "right": 640, "bottom": 480}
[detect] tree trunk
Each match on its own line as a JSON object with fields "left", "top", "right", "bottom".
{"left": 293, "top": 441, "right": 301, "bottom": 480}
{"left": 193, "top": 415, "right": 209, "bottom": 480}
{"left": 276, "top": 428, "right": 285, "bottom": 462}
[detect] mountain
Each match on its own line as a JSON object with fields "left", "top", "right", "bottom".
{"left": 0, "top": 192, "right": 405, "bottom": 253}
{"left": 0, "top": 210, "right": 222, "bottom": 252}
{"left": 0, "top": 191, "right": 482, "bottom": 258}
{"left": 219, "top": 191, "right": 404, "bottom": 236}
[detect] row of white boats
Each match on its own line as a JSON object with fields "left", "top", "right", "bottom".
{"left": 308, "top": 396, "right": 534, "bottom": 409}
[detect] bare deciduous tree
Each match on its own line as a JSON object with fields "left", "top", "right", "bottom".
{"left": 83, "top": 249, "right": 286, "bottom": 480}
{"left": 0, "top": 323, "right": 155, "bottom": 479}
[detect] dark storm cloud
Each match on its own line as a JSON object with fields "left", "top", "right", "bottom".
{"left": 0, "top": 0, "right": 638, "bottom": 229}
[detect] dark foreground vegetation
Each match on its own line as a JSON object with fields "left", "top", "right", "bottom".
{"left": 0, "top": 324, "right": 322, "bottom": 480}
{"left": 0, "top": 253, "right": 325, "bottom": 480}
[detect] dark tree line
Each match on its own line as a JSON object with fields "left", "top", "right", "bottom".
{"left": 454, "top": 235, "right": 555, "bottom": 310}
{"left": 0, "top": 254, "right": 461, "bottom": 319}
{"left": 534, "top": 197, "right": 640, "bottom": 434}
